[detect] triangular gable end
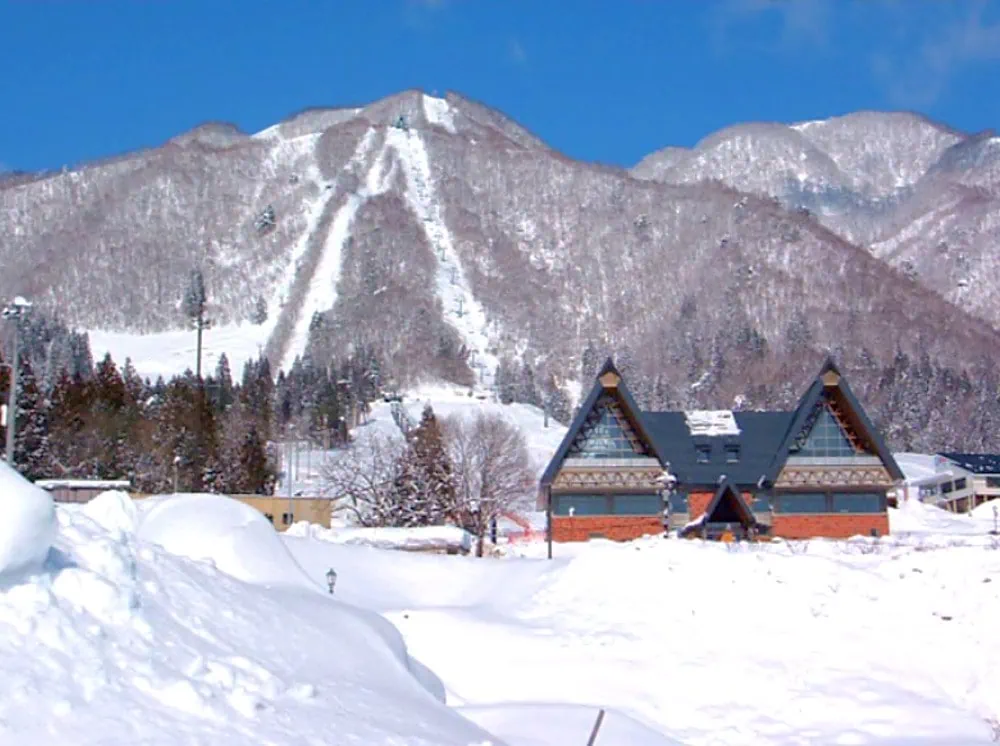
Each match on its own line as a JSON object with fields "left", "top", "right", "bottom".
{"left": 539, "top": 356, "right": 664, "bottom": 486}
{"left": 768, "top": 356, "right": 904, "bottom": 483}
{"left": 703, "top": 480, "right": 756, "bottom": 526}
{"left": 790, "top": 394, "right": 872, "bottom": 457}
{"left": 566, "top": 393, "right": 651, "bottom": 459}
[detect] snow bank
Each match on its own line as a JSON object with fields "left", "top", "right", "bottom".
{"left": 0, "top": 493, "right": 500, "bottom": 744}
{"left": 135, "top": 493, "right": 317, "bottom": 590}
{"left": 0, "top": 462, "right": 56, "bottom": 581}
{"left": 290, "top": 522, "right": 474, "bottom": 554}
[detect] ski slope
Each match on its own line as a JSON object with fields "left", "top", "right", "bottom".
{"left": 387, "top": 124, "right": 499, "bottom": 390}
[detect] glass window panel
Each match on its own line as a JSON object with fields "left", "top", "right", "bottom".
{"left": 696, "top": 445, "right": 711, "bottom": 463}
{"left": 775, "top": 493, "right": 828, "bottom": 513}
{"left": 567, "top": 398, "right": 647, "bottom": 460}
{"left": 831, "top": 493, "right": 883, "bottom": 513}
{"left": 798, "top": 407, "right": 857, "bottom": 458}
{"left": 942, "top": 481, "right": 954, "bottom": 494}
{"left": 987, "top": 477, "right": 1000, "bottom": 489}
{"left": 955, "top": 478, "right": 967, "bottom": 490}
{"left": 725, "top": 445, "right": 740, "bottom": 463}
{"left": 669, "top": 492, "right": 689, "bottom": 512}
{"left": 613, "top": 494, "right": 662, "bottom": 515}
{"left": 553, "top": 494, "right": 609, "bottom": 516}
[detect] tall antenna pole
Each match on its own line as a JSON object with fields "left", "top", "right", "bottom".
{"left": 3, "top": 297, "right": 31, "bottom": 468}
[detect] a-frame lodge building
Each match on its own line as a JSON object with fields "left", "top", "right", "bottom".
{"left": 539, "top": 356, "right": 903, "bottom": 544}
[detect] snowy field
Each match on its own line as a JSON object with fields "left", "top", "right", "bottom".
{"left": 3, "top": 457, "right": 1000, "bottom": 743}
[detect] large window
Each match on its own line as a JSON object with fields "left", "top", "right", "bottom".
{"left": 797, "top": 407, "right": 857, "bottom": 458}
{"left": 774, "top": 493, "right": 829, "bottom": 514}
{"left": 955, "top": 478, "right": 968, "bottom": 491}
{"left": 831, "top": 493, "right": 883, "bottom": 513}
{"left": 567, "top": 396, "right": 647, "bottom": 460}
{"left": 669, "top": 492, "right": 689, "bottom": 512}
{"left": 553, "top": 493, "right": 662, "bottom": 516}
{"left": 553, "top": 495, "right": 608, "bottom": 516}
{"left": 613, "top": 494, "right": 663, "bottom": 515}
{"left": 775, "top": 492, "right": 887, "bottom": 514}
{"left": 696, "top": 445, "right": 711, "bottom": 463}
{"left": 987, "top": 477, "right": 1000, "bottom": 489}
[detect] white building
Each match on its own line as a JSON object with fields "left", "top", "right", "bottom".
{"left": 893, "top": 453, "right": 976, "bottom": 512}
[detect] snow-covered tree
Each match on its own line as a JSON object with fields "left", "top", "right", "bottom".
{"left": 442, "top": 410, "right": 534, "bottom": 557}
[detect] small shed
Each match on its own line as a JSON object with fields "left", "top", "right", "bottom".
{"left": 35, "top": 479, "right": 132, "bottom": 503}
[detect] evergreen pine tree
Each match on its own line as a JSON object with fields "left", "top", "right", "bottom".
{"left": 214, "top": 353, "right": 234, "bottom": 412}
{"left": 394, "top": 404, "right": 455, "bottom": 526}
{"left": 13, "top": 357, "right": 51, "bottom": 480}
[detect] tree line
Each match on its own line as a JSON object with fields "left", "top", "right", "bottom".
{"left": 0, "top": 311, "right": 386, "bottom": 494}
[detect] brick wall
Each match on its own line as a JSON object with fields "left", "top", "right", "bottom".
{"left": 551, "top": 516, "right": 663, "bottom": 542}
{"left": 687, "top": 491, "right": 713, "bottom": 518}
{"left": 770, "top": 513, "right": 889, "bottom": 540}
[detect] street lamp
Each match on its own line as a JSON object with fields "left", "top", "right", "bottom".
{"left": 2, "top": 296, "right": 31, "bottom": 467}
{"left": 325, "top": 568, "right": 337, "bottom": 595}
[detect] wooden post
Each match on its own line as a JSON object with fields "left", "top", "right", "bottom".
{"left": 586, "top": 709, "right": 606, "bottom": 746}
{"left": 546, "top": 485, "right": 553, "bottom": 560}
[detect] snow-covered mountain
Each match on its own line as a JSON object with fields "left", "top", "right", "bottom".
{"left": 633, "top": 112, "right": 1000, "bottom": 329}
{"left": 4, "top": 91, "right": 1000, "bottom": 450}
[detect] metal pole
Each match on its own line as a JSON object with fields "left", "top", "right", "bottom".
{"left": 4, "top": 321, "right": 17, "bottom": 466}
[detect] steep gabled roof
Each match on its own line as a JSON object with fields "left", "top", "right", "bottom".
{"left": 539, "top": 357, "right": 666, "bottom": 486}
{"left": 938, "top": 452, "right": 1000, "bottom": 475}
{"left": 642, "top": 410, "right": 792, "bottom": 487}
{"left": 701, "top": 478, "right": 757, "bottom": 525}
{"left": 767, "top": 356, "right": 903, "bottom": 483}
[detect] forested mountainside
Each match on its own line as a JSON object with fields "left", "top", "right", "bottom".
{"left": 3, "top": 89, "right": 1000, "bottom": 452}
{"left": 633, "top": 112, "right": 1000, "bottom": 330}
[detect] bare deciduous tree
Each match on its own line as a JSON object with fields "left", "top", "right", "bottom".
{"left": 322, "top": 432, "right": 407, "bottom": 527}
{"left": 442, "top": 411, "right": 534, "bottom": 557}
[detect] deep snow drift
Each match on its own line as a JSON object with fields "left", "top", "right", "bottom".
{"left": 0, "top": 461, "right": 56, "bottom": 581}
{"left": 0, "top": 490, "right": 499, "bottom": 745}
{"left": 4, "top": 479, "right": 1000, "bottom": 744}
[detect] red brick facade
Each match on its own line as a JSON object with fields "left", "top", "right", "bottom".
{"left": 683, "top": 491, "right": 889, "bottom": 540}
{"left": 551, "top": 515, "right": 663, "bottom": 542}
{"left": 770, "top": 513, "right": 889, "bottom": 540}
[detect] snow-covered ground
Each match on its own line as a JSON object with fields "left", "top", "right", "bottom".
{"left": 7, "top": 452, "right": 1000, "bottom": 743}
{"left": 283, "top": 499, "right": 1000, "bottom": 744}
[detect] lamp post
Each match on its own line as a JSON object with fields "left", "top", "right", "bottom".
{"left": 325, "top": 567, "right": 337, "bottom": 595}
{"left": 2, "top": 297, "right": 31, "bottom": 467}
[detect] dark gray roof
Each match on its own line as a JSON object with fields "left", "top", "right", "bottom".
{"left": 642, "top": 411, "right": 793, "bottom": 487}
{"left": 939, "top": 452, "right": 1000, "bottom": 475}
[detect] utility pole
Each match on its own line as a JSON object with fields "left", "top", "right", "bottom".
{"left": 3, "top": 297, "right": 31, "bottom": 468}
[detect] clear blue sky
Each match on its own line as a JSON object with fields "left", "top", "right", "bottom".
{"left": 2, "top": 0, "right": 999, "bottom": 172}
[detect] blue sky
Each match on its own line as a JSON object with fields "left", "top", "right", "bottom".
{"left": 2, "top": 0, "right": 999, "bottom": 172}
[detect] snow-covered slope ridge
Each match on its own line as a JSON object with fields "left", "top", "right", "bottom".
{"left": 281, "top": 127, "right": 392, "bottom": 371}
{"left": 0, "top": 491, "right": 500, "bottom": 745}
{"left": 387, "top": 125, "right": 499, "bottom": 388}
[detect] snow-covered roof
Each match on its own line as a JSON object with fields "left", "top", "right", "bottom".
{"left": 893, "top": 453, "right": 968, "bottom": 485}
{"left": 684, "top": 410, "right": 741, "bottom": 437}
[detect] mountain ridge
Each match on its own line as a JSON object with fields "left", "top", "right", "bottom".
{"left": 3, "top": 89, "right": 1000, "bottom": 451}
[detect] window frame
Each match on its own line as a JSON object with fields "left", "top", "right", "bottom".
{"left": 696, "top": 444, "right": 712, "bottom": 463}
{"left": 725, "top": 444, "right": 741, "bottom": 463}
{"left": 773, "top": 490, "right": 887, "bottom": 515}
